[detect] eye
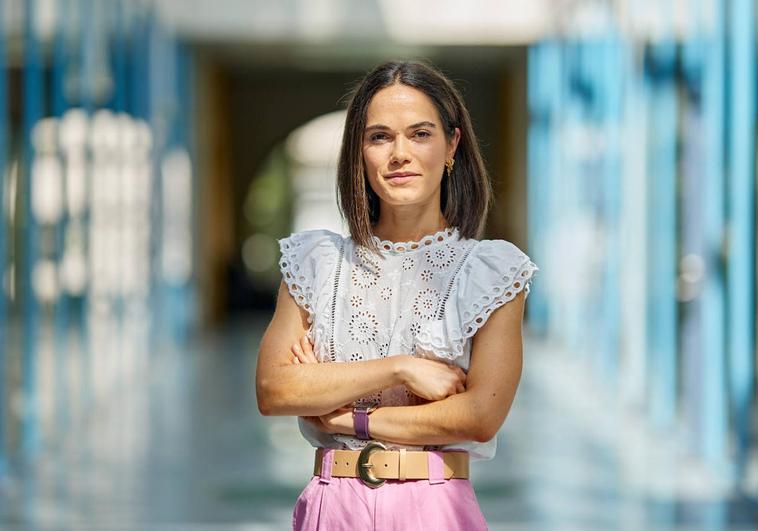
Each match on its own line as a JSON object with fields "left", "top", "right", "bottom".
{"left": 415, "top": 130, "right": 431, "bottom": 138}
{"left": 369, "top": 133, "right": 388, "bottom": 142}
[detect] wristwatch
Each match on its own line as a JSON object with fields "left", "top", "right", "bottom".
{"left": 352, "top": 404, "right": 379, "bottom": 440}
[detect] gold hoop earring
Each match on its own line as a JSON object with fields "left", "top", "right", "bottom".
{"left": 445, "top": 158, "right": 455, "bottom": 178}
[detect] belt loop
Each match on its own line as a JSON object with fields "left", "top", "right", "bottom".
{"left": 319, "top": 448, "right": 334, "bottom": 484}
{"left": 398, "top": 449, "right": 407, "bottom": 481}
{"left": 427, "top": 450, "right": 446, "bottom": 485}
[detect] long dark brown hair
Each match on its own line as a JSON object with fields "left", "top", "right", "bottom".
{"left": 336, "top": 59, "right": 493, "bottom": 254}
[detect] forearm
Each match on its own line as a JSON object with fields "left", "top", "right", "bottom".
{"left": 257, "top": 355, "right": 408, "bottom": 416}
{"left": 366, "top": 392, "right": 488, "bottom": 445}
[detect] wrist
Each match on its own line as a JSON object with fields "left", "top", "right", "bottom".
{"left": 352, "top": 404, "right": 379, "bottom": 440}
{"left": 392, "top": 355, "right": 412, "bottom": 385}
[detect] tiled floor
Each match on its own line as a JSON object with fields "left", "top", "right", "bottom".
{"left": 1, "top": 312, "right": 757, "bottom": 530}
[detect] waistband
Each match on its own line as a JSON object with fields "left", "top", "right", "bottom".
{"left": 314, "top": 442, "right": 469, "bottom": 488}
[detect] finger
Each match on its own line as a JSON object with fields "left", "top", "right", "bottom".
{"left": 299, "top": 335, "right": 318, "bottom": 363}
{"left": 292, "top": 356, "right": 301, "bottom": 364}
{"left": 291, "top": 342, "right": 307, "bottom": 362}
{"left": 292, "top": 339, "right": 313, "bottom": 363}
{"left": 301, "top": 334, "right": 315, "bottom": 354}
{"left": 302, "top": 339, "right": 318, "bottom": 364}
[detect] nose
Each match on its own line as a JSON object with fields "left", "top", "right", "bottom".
{"left": 390, "top": 134, "right": 411, "bottom": 165}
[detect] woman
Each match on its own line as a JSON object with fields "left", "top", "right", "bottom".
{"left": 256, "top": 59, "right": 539, "bottom": 530}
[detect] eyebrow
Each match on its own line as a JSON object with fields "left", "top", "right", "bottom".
{"left": 364, "top": 121, "right": 437, "bottom": 133}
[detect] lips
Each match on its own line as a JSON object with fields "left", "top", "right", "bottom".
{"left": 384, "top": 172, "right": 419, "bottom": 184}
{"left": 385, "top": 172, "right": 419, "bottom": 178}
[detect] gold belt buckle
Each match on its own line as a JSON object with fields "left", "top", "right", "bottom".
{"left": 357, "top": 441, "right": 387, "bottom": 488}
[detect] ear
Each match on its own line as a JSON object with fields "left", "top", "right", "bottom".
{"left": 447, "top": 127, "right": 461, "bottom": 159}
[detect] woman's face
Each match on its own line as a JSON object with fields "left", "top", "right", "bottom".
{"left": 362, "top": 83, "right": 460, "bottom": 213}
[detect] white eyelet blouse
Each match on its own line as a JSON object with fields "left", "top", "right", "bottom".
{"left": 277, "top": 226, "right": 539, "bottom": 461}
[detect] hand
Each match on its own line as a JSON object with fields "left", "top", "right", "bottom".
{"left": 291, "top": 336, "right": 354, "bottom": 434}
{"left": 290, "top": 334, "right": 318, "bottom": 364}
{"left": 398, "top": 356, "right": 467, "bottom": 402}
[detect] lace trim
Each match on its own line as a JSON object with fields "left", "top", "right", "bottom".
{"left": 370, "top": 226, "right": 459, "bottom": 254}
{"left": 461, "top": 258, "right": 539, "bottom": 337}
{"left": 278, "top": 233, "right": 316, "bottom": 324}
{"left": 329, "top": 239, "right": 345, "bottom": 362}
{"left": 415, "top": 258, "right": 539, "bottom": 361}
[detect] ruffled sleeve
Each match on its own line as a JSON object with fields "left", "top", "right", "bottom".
{"left": 277, "top": 229, "right": 343, "bottom": 324}
{"left": 414, "top": 239, "right": 539, "bottom": 362}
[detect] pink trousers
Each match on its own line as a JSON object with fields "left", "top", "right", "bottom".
{"left": 292, "top": 448, "right": 488, "bottom": 530}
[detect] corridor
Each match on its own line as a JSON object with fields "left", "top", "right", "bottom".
{"left": 1, "top": 314, "right": 756, "bottom": 530}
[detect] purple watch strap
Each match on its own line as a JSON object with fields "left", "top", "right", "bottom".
{"left": 353, "top": 407, "right": 371, "bottom": 440}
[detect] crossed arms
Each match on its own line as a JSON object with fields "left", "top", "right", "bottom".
{"left": 255, "top": 280, "right": 525, "bottom": 445}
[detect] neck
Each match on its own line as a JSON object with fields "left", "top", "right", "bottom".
{"left": 372, "top": 214, "right": 449, "bottom": 243}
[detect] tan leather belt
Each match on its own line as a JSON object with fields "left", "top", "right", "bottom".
{"left": 314, "top": 442, "right": 469, "bottom": 488}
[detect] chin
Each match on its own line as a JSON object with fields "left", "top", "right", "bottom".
{"left": 381, "top": 192, "right": 433, "bottom": 208}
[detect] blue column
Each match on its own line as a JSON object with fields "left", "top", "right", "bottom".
{"left": 700, "top": 0, "right": 729, "bottom": 470}
{"left": 562, "top": 40, "right": 591, "bottom": 356}
{"left": 680, "top": 29, "right": 709, "bottom": 463}
{"left": 21, "top": 0, "right": 44, "bottom": 459}
{"left": 619, "top": 36, "right": 651, "bottom": 410}
{"left": 526, "top": 41, "right": 558, "bottom": 336}
{"left": 111, "top": 0, "right": 128, "bottom": 113}
{"left": 643, "top": 40, "right": 678, "bottom": 429}
{"left": 726, "top": 0, "right": 755, "bottom": 480}
{"left": 597, "top": 36, "right": 623, "bottom": 389}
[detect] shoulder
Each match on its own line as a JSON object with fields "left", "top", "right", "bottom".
{"left": 277, "top": 228, "right": 343, "bottom": 252}
{"left": 459, "top": 238, "right": 536, "bottom": 282}
{"left": 467, "top": 238, "right": 531, "bottom": 265}
{"left": 276, "top": 228, "right": 345, "bottom": 321}
{"left": 454, "top": 238, "right": 539, "bottom": 331}
{"left": 277, "top": 227, "right": 345, "bottom": 279}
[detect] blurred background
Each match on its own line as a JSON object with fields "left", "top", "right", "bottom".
{"left": 0, "top": 0, "right": 757, "bottom": 529}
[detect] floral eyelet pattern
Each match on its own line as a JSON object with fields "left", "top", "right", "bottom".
{"left": 279, "top": 228, "right": 539, "bottom": 461}
{"left": 425, "top": 245, "right": 459, "bottom": 270}
{"left": 351, "top": 261, "right": 380, "bottom": 289}
{"left": 412, "top": 287, "right": 441, "bottom": 320}
{"left": 348, "top": 309, "right": 380, "bottom": 344}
